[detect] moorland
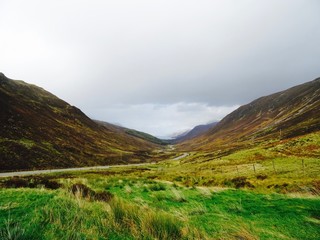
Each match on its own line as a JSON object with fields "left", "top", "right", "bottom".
{"left": 0, "top": 74, "right": 319, "bottom": 239}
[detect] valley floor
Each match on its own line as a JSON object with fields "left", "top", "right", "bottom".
{"left": 0, "top": 166, "right": 319, "bottom": 240}
{"left": 0, "top": 132, "right": 319, "bottom": 239}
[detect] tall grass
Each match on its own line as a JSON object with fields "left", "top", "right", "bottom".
{"left": 0, "top": 215, "right": 25, "bottom": 240}
{"left": 0, "top": 188, "right": 189, "bottom": 239}
{"left": 142, "top": 211, "right": 182, "bottom": 240}
{"left": 1, "top": 154, "right": 320, "bottom": 240}
{"left": 110, "top": 197, "right": 185, "bottom": 239}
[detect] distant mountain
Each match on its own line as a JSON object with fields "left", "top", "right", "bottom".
{"left": 94, "top": 120, "right": 169, "bottom": 145}
{"left": 0, "top": 73, "right": 159, "bottom": 171}
{"left": 178, "top": 77, "right": 320, "bottom": 151}
{"left": 173, "top": 122, "right": 218, "bottom": 143}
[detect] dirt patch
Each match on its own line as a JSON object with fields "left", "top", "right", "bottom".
{"left": 230, "top": 177, "right": 255, "bottom": 189}
{"left": 70, "top": 183, "right": 114, "bottom": 202}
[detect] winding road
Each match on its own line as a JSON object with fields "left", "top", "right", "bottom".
{"left": 173, "top": 153, "right": 189, "bottom": 160}
{"left": 0, "top": 153, "right": 190, "bottom": 178}
{"left": 0, "top": 163, "right": 145, "bottom": 178}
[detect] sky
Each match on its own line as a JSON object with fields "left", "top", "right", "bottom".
{"left": 1, "top": 0, "right": 320, "bottom": 138}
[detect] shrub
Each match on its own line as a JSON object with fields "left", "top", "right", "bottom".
{"left": 230, "top": 177, "right": 254, "bottom": 189}
{"left": 1, "top": 176, "right": 61, "bottom": 190}
{"left": 2, "top": 177, "right": 29, "bottom": 188}
{"left": 36, "top": 178, "right": 61, "bottom": 189}
{"left": 94, "top": 191, "right": 114, "bottom": 202}
{"left": 256, "top": 174, "right": 268, "bottom": 180}
{"left": 70, "top": 183, "right": 95, "bottom": 198}
{"left": 69, "top": 183, "right": 113, "bottom": 202}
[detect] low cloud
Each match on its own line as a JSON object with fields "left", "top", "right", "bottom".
{"left": 87, "top": 102, "right": 239, "bottom": 138}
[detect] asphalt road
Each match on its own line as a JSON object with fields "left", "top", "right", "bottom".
{"left": 0, "top": 163, "right": 145, "bottom": 178}
{"left": 0, "top": 153, "right": 189, "bottom": 177}
{"left": 172, "top": 153, "right": 189, "bottom": 160}
{"left": 0, "top": 153, "right": 190, "bottom": 178}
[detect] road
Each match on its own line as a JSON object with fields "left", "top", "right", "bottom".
{"left": 172, "top": 153, "right": 189, "bottom": 160}
{"left": 0, "top": 153, "right": 190, "bottom": 178}
{"left": 0, "top": 163, "right": 146, "bottom": 178}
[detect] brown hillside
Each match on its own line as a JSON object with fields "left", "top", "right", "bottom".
{"left": 0, "top": 73, "right": 159, "bottom": 171}
{"left": 178, "top": 77, "right": 320, "bottom": 151}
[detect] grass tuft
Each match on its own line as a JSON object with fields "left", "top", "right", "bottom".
{"left": 142, "top": 211, "right": 183, "bottom": 240}
{"left": 0, "top": 215, "right": 25, "bottom": 240}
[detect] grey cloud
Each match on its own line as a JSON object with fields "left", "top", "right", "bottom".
{"left": 1, "top": 0, "right": 319, "bottom": 136}
{"left": 87, "top": 103, "right": 239, "bottom": 138}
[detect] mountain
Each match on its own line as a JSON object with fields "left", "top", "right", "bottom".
{"left": 178, "top": 77, "right": 320, "bottom": 151}
{"left": 173, "top": 122, "right": 218, "bottom": 143}
{"left": 94, "top": 120, "right": 169, "bottom": 145}
{"left": 0, "top": 73, "right": 160, "bottom": 171}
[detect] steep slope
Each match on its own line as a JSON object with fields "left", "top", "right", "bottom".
{"left": 173, "top": 122, "right": 218, "bottom": 143}
{"left": 178, "top": 77, "right": 320, "bottom": 151}
{"left": 0, "top": 73, "right": 159, "bottom": 171}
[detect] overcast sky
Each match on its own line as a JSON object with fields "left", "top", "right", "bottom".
{"left": 1, "top": 0, "right": 320, "bottom": 138}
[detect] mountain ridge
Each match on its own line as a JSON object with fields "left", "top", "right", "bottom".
{"left": 178, "top": 77, "right": 320, "bottom": 151}
{"left": 173, "top": 122, "right": 218, "bottom": 143}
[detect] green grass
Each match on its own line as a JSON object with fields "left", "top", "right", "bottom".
{"left": 0, "top": 187, "right": 189, "bottom": 240}
{"left": 148, "top": 132, "right": 320, "bottom": 193}
{"left": 87, "top": 177, "right": 320, "bottom": 239}
{"left": 1, "top": 172, "right": 318, "bottom": 239}
{"left": 0, "top": 132, "right": 319, "bottom": 239}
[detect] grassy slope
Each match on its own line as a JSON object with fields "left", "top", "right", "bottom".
{"left": 154, "top": 132, "right": 320, "bottom": 193}
{"left": 178, "top": 77, "right": 320, "bottom": 152}
{"left": 0, "top": 74, "right": 162, "bottom": 171}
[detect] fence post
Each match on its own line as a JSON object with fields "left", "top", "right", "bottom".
{"left": 253, "top": 163, "right": 256, "bottom": 174}
{"left": 272, "top": 159, "right": 276, "bottom": 173}
{"left": 302, "top": 159, "right": 305, "bottom": 175}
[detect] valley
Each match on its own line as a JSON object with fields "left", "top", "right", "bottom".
{"left": 2, "top": 1, "right": 320, "bottom": 239}
{"left": 0, "top": 75, "right": 319, "bottom": 239}
{"left": 1, "top": 145, "right": 319, "bottom": 239}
